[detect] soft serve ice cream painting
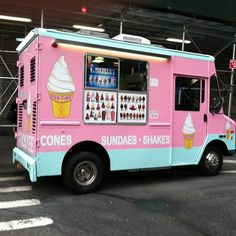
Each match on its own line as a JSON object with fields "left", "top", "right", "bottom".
{"left": 226, "top": 121, "right": 231, "bottom": 139}
{"left": 47, "top": 56, "right": 75, "bottom": 118}
{"left": 182, "top": 113, "right": 195, "bottom": 149}
{"left": 27, "top": 92, "right": 31, "bottom": 130}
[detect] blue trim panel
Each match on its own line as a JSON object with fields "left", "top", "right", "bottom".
{"left": 205, "top": 134, "right": 236, "bottom": 152}
{"left": 13, "top": 148, "right": 65, "bottom": 181}
{"left": 108, "top": 148, "right": 171, "bottom": 171}
{"left": 36, "top": 152, "right": 65, "bottom": 177}
{"left": 13, "top": 147, "right": 37, "bottom": 182}
{"left": 13, "top": 134, "right": 235, "bottom": 181}
{"left": 171, "top": 147, "right": 202, "bottom": 166}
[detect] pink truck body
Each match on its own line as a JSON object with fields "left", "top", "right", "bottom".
{"left": 13, "top": 28, "right": 236, "bottom": 192}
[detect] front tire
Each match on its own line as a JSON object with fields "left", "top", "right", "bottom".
{"left": 198, "top": 146, "right": 223, "bottom": 176}
{"left": 62, "top": 151, "right": 104, "bottom": 193}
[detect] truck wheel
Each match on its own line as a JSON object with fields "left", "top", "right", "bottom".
{"left": 198, "top": 146, "right": 223, "bottom": 176}
{"left": 62, "top": 151, "right": 104, "bottom": 193}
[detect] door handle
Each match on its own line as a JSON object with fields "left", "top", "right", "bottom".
{"left": 204, "top": 114, "right": 207, "bottom": 122}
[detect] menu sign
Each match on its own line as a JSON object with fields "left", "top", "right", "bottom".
{"left": 87, "top": 65, "right": 118, "bottom": 89}
{"left": 84, "top": 90, "right": 117, "bottom": 124}
{"left": 117, "top": 92, "right": 147, "bottom": 124}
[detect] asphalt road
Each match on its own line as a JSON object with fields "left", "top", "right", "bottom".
{"left": 1, "top": 135, "right": 236, "bottom": 235}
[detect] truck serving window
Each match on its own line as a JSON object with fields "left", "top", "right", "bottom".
{"left": 85, "top": 55, "right": 118, "bottom": 89}
{"left": 120, "top": 59, "right": 147, "bottom": 92}
{"left": 84, "top": 54, "right": 148, "bottom": 124}
{"left": 175, "top": 76, "right": 201, "bottom": 111}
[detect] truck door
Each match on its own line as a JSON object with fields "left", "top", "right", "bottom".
{"left": 172, "top": 75, "right": 207, "bottom": 165}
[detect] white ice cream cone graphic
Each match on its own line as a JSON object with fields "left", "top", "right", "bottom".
{"left": 47, "top": 56, "right": 75, "bottom": 118}
{"left": 182, "top": 113, "right": 195, "bottom": 149}
{"left": 226, "top": 121, "right": 231, "bottom": 139}
{"left": 27, "top": 93, "right": 31, "bottom": 130}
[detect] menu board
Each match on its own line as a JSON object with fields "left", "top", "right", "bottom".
{"left": 87, "top": 65, "right": 118, "bottom": 89}
{"left": 84, "top": 90, "right": 117, "bottom": 123}
{"left": 117, "top": 92, "right": 147, "bottom": 123}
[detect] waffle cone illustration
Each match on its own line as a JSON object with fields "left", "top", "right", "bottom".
{"left": 27, "top": 114, "right": 31, "bottom": 130}
{"left": 182, "top": 113, "right": 195, "bottom": 149}
{"left": 226, "top": 129, "right": 231, "bottom": 139}
{"left": 226, "top": 121, "right": 231, "bottom": 139}
{"left": 49, "top": 91, "right": 74, "bottom": 118}
{"left": 47, "top": 56, "right": 75, "bottom": 118}
{"left": 183, "top": 133, "right": 194, "bottom": 149}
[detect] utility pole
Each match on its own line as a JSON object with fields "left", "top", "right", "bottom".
{"left": 182, "top": 24, "right": 186, "bottom": 51}
{"left": 120, "top": 11, "right": 123, "bottom": 34}
{"left": 228, "top": 39, "right": 236, "bottom": 117}
{"left": 41, "top": 9, "right": 44, "bottom": 28}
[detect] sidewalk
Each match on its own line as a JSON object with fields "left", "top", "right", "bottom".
{"left": 0, "top": 135, "right": 23, "bottom": 175}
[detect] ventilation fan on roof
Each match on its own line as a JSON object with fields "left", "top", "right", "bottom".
{"left": 112, "top": 33, "right": 151, "bottom": 45}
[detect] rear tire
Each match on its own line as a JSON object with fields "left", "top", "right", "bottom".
{"left": 198, "top": 145, "right": 223, "bottom": 176}
{"left": 62, "top": 151, "right": 104, "bottom": 193}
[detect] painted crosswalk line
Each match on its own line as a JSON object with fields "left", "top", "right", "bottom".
{"left": 0, "top": 217, "right": 54, "bottom": 231}
{"left": 224, "top": 160, "right": 236, "bottom": 164}
{"left": 0, "top": 176, "right": 25, "bottom": 182}
{"left": 0, "top": 175, "right": 54, "bottom": 231}
{"left": 0, "top": 199, "right": 40, "bottom": 209}
{"left": 0, "top": 186, "right": 32, "bottom": 193}
{"left": 221, "top": 170, "right": 236, "bottom": 174}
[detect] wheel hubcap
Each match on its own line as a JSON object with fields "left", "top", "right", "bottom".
{"left": 74, "top": 161, "right": 97, "bottom": 186}
{"left": 205, "top": 151, "right": 219, "bottom": 170}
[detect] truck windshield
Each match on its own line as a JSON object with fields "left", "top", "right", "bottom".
{"left": 210, "top": 75, "right": 222, "bottom": 113}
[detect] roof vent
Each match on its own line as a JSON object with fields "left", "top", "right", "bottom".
{"left": 78, "top": 29, "right": 109, "bottom": 39}
{"left": 112, "top": 33, "right": 151, "bottom": 45}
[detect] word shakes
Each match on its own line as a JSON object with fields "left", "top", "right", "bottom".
{"left": 101, "top": 135, "right": 170, "bottom": 146}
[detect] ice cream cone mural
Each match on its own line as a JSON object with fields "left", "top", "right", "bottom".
{"left": 27, "top": 92, "right": 31, "bottom": 130}
{"left": 47, "top": 56, "right": 75, "bottom": 118}
{"left": 182, "top": 113, "right": 195, "bottom": 149}
{"left": 226, "top": 121, "right": 231, "bottom": 139}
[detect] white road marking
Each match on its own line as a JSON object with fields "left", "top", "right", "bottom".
{"left": 0, "top": 176, "right": 25, "bottom": 182}
{"left": 224, "top": 160, "right": 236, "bottom": 164}
{"left": 0, "top": 186, "right": 32, "bottom": 193}
{"left": 221, "top": 170, "right": 236, "bottom": 174}
{"left": 0, "top": 217, "right": 53, "bottom": 231}
{"left": 0, "top": 199, "right": 40, "bottom": 209}
{"left": 0, "top": 176, "right": 54, "bottom": 231}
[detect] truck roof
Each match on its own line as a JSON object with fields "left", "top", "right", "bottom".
{"left": 17, "top": 28, "right": 214, "bottom": 62}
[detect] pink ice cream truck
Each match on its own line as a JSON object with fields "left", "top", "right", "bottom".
{"left": 13, "top": 28, "right": 236, "bottom": 193}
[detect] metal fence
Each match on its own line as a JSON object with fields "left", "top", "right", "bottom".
{"left": 0, "top": 50, "right": 18, "bottom": 129}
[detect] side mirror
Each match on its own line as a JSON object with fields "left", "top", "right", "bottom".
{"left": 210, "top": 97, "right": 222, "bottom": 114}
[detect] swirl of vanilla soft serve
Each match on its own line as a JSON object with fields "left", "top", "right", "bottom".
{"left": 27, "top": 92, "right": 31, "bottom": 115}
{"left": 226, "top": 121, "right": 231, "bottom": 130}
{"left": 47, "top": 56, "right": 75, "bottom": 93}
{"left": 182, "top": 113, "right": 195, "bottom": 134}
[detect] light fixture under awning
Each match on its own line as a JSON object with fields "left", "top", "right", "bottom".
{"left": 0, "top": 14, "right": 31, "bottom": 22}
{"left": 166, "top": 38, "right": 191, "bottom": 44}
{"left": 51, "top": 39, "right": 170, "bottom": 62}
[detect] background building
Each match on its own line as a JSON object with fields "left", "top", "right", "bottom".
{"left": 0, "top": 0, "right": 236, "bottom": 134}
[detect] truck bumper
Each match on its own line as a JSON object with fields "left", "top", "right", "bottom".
{"left": 13, "top": 147, "right": 37, "bottom": 182}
